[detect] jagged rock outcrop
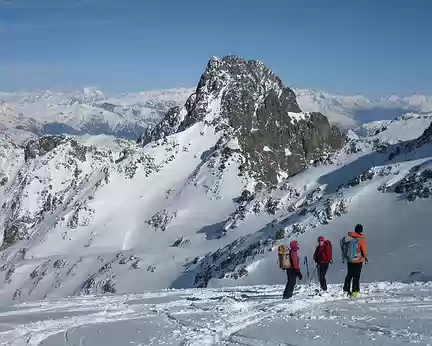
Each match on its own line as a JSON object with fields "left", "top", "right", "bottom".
{"left": 144, "top": 55, "right": 345, "bottom": 185}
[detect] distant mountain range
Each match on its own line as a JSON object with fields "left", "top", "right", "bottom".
{"left": 296, "top": 89, "right": 432, "bottom": 128}
{"left": 1, "top": 85, "right": 432, "bottom": 144}
{"left": 0, "top": 87, "right": 193, "bottom": 143}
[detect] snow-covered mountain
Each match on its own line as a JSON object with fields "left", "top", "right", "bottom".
{"left": 0, "top": 87, "right": 193, "bottom": 143}
{"left": 0, "top": 55, "right": 432, "bottom": 308}
{"left": 295, "top": 89, "right": 369, "bottom": 129}
{"left": 383, "top": 94, "right": 432, "bottom": 112}
{"left": 296, "top": 89, "right": 432, "bottom": 129}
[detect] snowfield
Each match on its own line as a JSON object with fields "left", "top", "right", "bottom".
{"left": 0, "top": 282, "right": 431, "bottom": 345}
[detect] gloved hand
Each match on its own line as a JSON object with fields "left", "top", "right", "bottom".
{"left": 330, "top": 260, "right": 333, "bottom": 264}
{"left": 297, "top": 271, "right": 303, "bottom": 280}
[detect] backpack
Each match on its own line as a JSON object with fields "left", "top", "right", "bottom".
{"left": 278, "top": 244, "right": 292, "bottom": 270}
{"left": 323, "top": 240, "right": 333, "bottom": 262}
{"left": 341, "top": 236, "right": 362, "bottom": 263}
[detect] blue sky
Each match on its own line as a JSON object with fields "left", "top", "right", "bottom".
{"left": 1, "top": 0, "right": 431, "bottom": 97}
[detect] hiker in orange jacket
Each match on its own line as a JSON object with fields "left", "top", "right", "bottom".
{"left": 340, "top": 224, "right": 368, "bottom": 297}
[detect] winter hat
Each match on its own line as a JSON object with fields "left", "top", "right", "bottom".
{"left": 290, "top": 240, "right": 299, "bottom": 250}
{"left": 318, "top": 236, "right": 325, "bottom": 242}
{"left": 355, "top": 224, "right": 364, "bottom": 234}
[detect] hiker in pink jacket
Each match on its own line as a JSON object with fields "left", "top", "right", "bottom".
{"left": 283, "top": 240, "right": 303, "bottom": 299}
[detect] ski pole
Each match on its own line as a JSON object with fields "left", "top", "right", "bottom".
{"left": 304, "top": 256, "right": 310, "bottom": 279}
{"left": 309, "top": 265, "right": 318, "bottom": 284}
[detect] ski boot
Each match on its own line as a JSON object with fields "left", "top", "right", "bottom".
{"left": 351, "top": 291, "right": 360, "bottom": 298}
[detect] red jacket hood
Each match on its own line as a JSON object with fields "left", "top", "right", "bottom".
{"left": 290, "top": 241, "right": 299, "bottom": 251}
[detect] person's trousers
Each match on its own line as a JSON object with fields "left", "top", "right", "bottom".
{"left": 318, "top": 263, "right": 329, "bottom": 291}
{"left": 283, "top": 270, "right": 297, "bottom": 299}
{"left": 343, "top": 262, "right": 363, "bottom": 293}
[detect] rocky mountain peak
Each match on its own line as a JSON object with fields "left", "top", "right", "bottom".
{"left": 144, "top": 56, "right": 346, "bottom": 185}
{"left": 197, "top": 55, "right": 283, "bottom": 94}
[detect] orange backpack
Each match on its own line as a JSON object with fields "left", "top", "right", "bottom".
{"left": 278, "top": 244, "right": 292, "bottom": 270}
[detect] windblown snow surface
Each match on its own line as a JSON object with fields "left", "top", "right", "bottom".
{"left": 1, "top": 282, "right": 432, "bottom": 345}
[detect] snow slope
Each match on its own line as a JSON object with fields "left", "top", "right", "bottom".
{"left": 0, "top": 282, "right": 431, "bottom": 345}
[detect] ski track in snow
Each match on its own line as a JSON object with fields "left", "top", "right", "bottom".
{"left": 0, "top": 282, "right": 431, "bottom": 346}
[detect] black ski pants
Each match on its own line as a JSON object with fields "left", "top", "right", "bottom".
{"left": 318, "top": 263, "right": 329, "bottom": 291}
{"left": 343, "top": 262, "right": 363, "bottom": 293}
{"left": 283, "top": 270, "right": 297, "bottom": 299}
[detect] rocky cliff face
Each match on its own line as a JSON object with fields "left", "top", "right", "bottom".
{"left": 143, "top": 55, "right": 345, "bottom": 185}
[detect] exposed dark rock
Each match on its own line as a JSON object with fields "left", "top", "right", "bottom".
{"left": 0, "top": 176, "right": 8, "bottom": 186}
{"left": 275, "top": 228, "right": 285, "bottom": 240}
{"left": 147, "top": 264, "right": 156, "bottom": 272}
{"left": 233, "top": 189, "right": 254, "bottom": 204}
{"left": 388, "top": 163, "right": 432, "bottom": 201}
{"left": 171, "top": 237, "right": 190, "bottom": 247}
{"left": 69, "top": 140, "right": 88, "bottom": 162}
{"left": 5, "top": 266, "right": 14, "bottom": 284}
{"left": 24, "top": 135, "right": 66, "bottom": 162}
{"left": 119, "top": 255, "right": 140, "bottom": 265}
{"left": 53, "top": 259, "right": 68, "bottom": 269}
{"left": 3, "top": 222, "right": 29, "bottom": 245}
{"left": 13, "top": 289, "right": 22, "bottom": 300}
{"left": 265, "top": 198, "right": 281, "bottom": 215}
{"left": 146, "top": 209, "right": 177, "bottom": 231}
